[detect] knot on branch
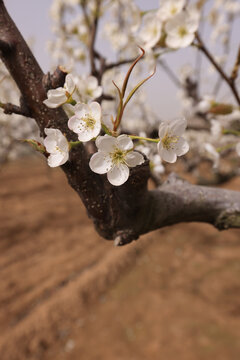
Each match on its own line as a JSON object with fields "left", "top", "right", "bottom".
{"left": 215, "top": 210, "right": 240, "bottom": 230}
{"left": 114, "top": 229, "right": 138, "bottom": 246}
{"left": 42, "top": 66, "right": 68, "bottom": 92}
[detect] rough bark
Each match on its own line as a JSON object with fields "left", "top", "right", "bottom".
{"left": 0, "top": 0, "right": 240, "bottom": 245}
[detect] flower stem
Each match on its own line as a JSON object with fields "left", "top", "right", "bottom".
{"left": 222, "top": 129, "right": 240, "bottom": 136}
{"left": 216, "top": 143, "right": 236, "bottom": 152}
{"left": 129, "top": 135, "right": 159, "bottom": 143}
{"left": 69, "top": 141, "right": 81, "bottom": 149}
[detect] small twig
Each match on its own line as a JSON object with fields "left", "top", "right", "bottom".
{"left": 230, "top": 45, "right": 240, "bottom": 82}
{"left": 212, "top": 14, "right": 234, "bottom": 96}
{"left": 0, "top": 101, "right": 31, "bottom": 117}
{"left": 89, "top": 0, "right": 102, "bottom": 76}
{"left": 158, "top": 59, "right": 182, "bottom": 88}
{"left": 105, "top": 57, "right": 137, "bottom": 71}
{"left": 195, "top": 32, "right": 240, "bottom": 106}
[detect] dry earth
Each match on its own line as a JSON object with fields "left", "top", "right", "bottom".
{"left": 0, "top": 157, "right": 240, "bottom": 360}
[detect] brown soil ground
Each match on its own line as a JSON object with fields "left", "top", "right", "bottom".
{"left": 0, "top": 157, "right": 240, "bottom": 360}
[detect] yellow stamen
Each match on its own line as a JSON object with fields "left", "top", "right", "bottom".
{"left": 178, "top": 27, "right": 188, "bottom": 38}
{"left": 111, "top": 148, "right": 126, "bottom": 165}
{"left": 84, "top": 115, "right": 96, "bottom": 129}
{"left": 162, "top": 133, "right": 179, "bottom": 150}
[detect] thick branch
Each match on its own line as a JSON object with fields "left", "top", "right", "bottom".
{"left": 143, "top": 174, "right": 240, "bottom": 235}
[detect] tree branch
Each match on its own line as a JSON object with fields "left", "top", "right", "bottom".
{"left": 144, "top": 174, "right": 240, "bottom": 234}
{"left": 105, "top": 57, "right": 137, "bottom": 71}
{"left": 0, "top": 100, "right": 31, "bottom": 117}
{"left": 195, "top": 32, "right": 240, "bottom": 106}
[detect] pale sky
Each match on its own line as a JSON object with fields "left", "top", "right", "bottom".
{"left": 4, "top": 0, "right": 240, "bottom": 119}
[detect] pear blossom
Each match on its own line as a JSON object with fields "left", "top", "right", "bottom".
{"left": 157, "top": 118, "right": 189, "bottom": 163}
{"left": 43, "top": 74, "right": 76, "bottom": 108}
{"left": 76, "top": 75, "right": 102, "bottom": 103}
{"left": 157, "top": 0, "right": 185, "bottom": 21}
{"left": 68, "top": 102, "right": 101, "bottom": 142}
{"left": 196, "top": 95, "right": 214, "bottom": 113}
{"left": 43, "top": 128, "right": 69, "bottom": 167}
{"left": 89, "top": 134, "right": 144, "bottom": 186}
{"left": 104, "top": 22, "right": 129, "bottom": 51}
{"left": 138, "top": 12, "right": 162, "bottom": 50}
{"left": 165, "top": 10, "right": 199, "bottom": 49}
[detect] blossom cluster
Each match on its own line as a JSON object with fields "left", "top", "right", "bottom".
{"left": 42, "top": 73, "right": 189, "bottom": 186}
{"left": 138, "top": 0, "right": 200, "bottom": 51}
{"left": 0, "top": 59, "right": 38, "bottom": 164}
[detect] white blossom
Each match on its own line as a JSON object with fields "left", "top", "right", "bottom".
{"left": 104, "top": 22, "right": 129, "bottom": 51}
{"left": 157, "top": 0, "right": 185, "bottom": 21}
{"left": 196, "top": 95, "right": 214, "bottom": 113}
{"left": 76, "top": 75, "right": 102, "bottom": 103}
{"left": 68, "top": 102, "right": 102, "bottom": 142}
{"left": 89, "top": 134, "right": 144, "bottom": 186}
{"left": 138, "top": 12, "right": 162, "bottom": 50}
{"left": 157, "top": 118, "right": 189, "bottom": 163}
{"left": 165, "top": 10, "right": 199, "bottom": 49}
{"left": 43, "top": 128, "right": 69, "bottom": 167}
{"left": 43, "top": 74, "right": 76, "bottom": 108}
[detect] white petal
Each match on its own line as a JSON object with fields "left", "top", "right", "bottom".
{"left": 74, "top": 103, "right": 89, "bottom": 117}
{"left": 125, "top": 151, "right": 144, "bottom": 167}
{"left": 158, "top": 142, "right": 177, "bottom": 163}
{"left": 47, "top": 151, "right": 68, "bottom": 167}
{"left": 88, "top": 76, "right": 98, "bottom": 90}
{"left": 89, "top": 151, "right": 113, "bottom": 174}
{"left": 44, "top": 128, "right": 57, "bottom": 137}
{"left": 170, "top": 118, "right": 187, "bottom": 136}
{"left": 43, "top": 99, "right": 59, "bottom": 108}
{"left": 158, "top": 121, "right": 168, "bottom": 138}
{"left": 175, "top": 137, "right": 189, "bottom": 156}
{"left": 165, "top": 12, "right": 186, "bottom": 34}
{"left": 107, "top": 164, "right": 129, "bottom": 186}
{"left": 44, "top": 137, "right": 56, "bottom": 153}
{"left": 117, "top": 134, "right": 133, "bottom": 150}
{"left": 89, "top": 101, "right": 102, "bottom": 121}
{"left": 77, "top": 122, "right": 101, "bottom": 142}
{"left": 93, "top": 86, "right": 103, "bottom": 99}
{"left": 65, "top": 74, "right": 75, "bottom": 94}
{"left": 178, "top": 34, "right": 195, "bottom": 48}
{"left": 47, "top": 88, "right": 65, "bottom": 98}
{"left": 165, "top": 35, "right": 181, "bottom": 49}
{"left": 95, "top": 135, "right": 116, "bottom": 152}
{"left": 68, "top": 116, "right": 85, "bottom": 133}
{"left": 58, "top": 135, "right": 69, "bottom": 152}
{"left": 44, "top": 128, "right": 58, "bottom": 152}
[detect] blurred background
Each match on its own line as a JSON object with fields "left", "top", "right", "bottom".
{"left": 1, "top": 1, "right": 240, "bottom": 359}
